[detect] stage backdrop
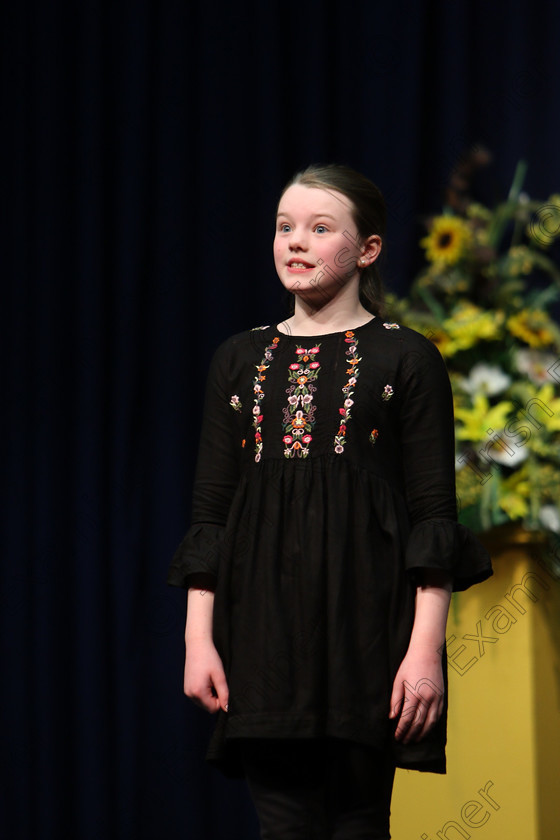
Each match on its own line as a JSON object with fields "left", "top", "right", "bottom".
{"left": 2, "top": 1, "right": 559, "bottom": 838}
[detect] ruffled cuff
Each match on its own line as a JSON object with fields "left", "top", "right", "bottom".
{"left": 166, "top": 522, "right": 225, "bottom": 590}
{"left": 405, "top": 519, "right": 493, "bottom": 592}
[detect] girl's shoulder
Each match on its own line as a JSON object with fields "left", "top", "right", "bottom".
{"left": 209, "top": 324, "right": 279, "bottom": 372}
{"left": 366, "top": 318, "right": 445, "bottom": 362}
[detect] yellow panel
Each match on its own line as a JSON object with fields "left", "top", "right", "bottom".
{"left": 391, "top": 536, "right": 560, "bottom": 840}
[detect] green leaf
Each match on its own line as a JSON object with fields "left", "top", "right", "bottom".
{"left": 415, "top": 285, "right": 447, "bottom": 324}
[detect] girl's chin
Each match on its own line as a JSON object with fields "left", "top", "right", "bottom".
{"left": 282, "top": 286, "right": 339, "bottom": 308}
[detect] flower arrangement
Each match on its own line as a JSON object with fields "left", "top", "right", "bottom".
{"left": 388, "top": 151, "right": 560, "bottom": 564}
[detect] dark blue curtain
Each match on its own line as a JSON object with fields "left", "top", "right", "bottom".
{"left": 3, "top": 1, "right": 559, "bottom": 838}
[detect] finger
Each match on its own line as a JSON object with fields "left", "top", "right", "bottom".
{"left": 401, "top": 707, "right": 426, "bottom": 743}
{"left": 185, "top": 680, "right": 219, "bottom": 713}
{"left": 212, "top": 670, "right": 229, "bottom": 713}
{"left": 407, "top": 694, "right": 444, "bottom": 742}
{"left": 389, "top": 685, "right": 404, "bottom": 720}
{"left": 394, "top": 694, "right": 421, "bottom": 740}
{"left": 400, "top": 693, "right": 434, "bottom": 743}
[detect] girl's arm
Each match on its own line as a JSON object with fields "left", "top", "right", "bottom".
{"left": 169, "top": 340, "right": 240, "bottom": 713}
{"left": 390, "top": 571, "right": 452, "bottom": 743}
{"left": 183, "top": 587, "right": 229, "bottom": 714}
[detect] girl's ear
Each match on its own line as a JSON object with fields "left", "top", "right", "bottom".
{"left": 358, "top": 235, "right": 382, "bottom": 267}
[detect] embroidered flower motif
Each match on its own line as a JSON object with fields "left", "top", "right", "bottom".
{"left": 229, "top": 395, "right": 242, "bottom": 411}
{"left": 369, "top": 429, "right": 379, "bottom": 444}
{"left": 252, "top": 337, "right": 280, "bottom": 461}
{"left": 383, "top": 322, "right": 400, "bottom": 330}
{"left": 382, "top": 384, "right": 394, "bottom": 401}
{"left": 251, "top": 325, "right": 270, "bottom": 330}
{"left": 282, "top": 345, "right": 321, "bottom": 458}
{"left": 334, "top": 331, "right": 361, "bottom": 454}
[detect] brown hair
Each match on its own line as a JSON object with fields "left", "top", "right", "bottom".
{"left": 280, "top": 164, "right": 387, "bottom": 316}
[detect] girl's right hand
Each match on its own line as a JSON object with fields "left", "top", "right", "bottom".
{"left": 184, "top": 638, "right": 229, "bottom": 714}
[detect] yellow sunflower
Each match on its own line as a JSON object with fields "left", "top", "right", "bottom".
{"left": 506, "top": 309, "right": 556, "bottom": 348}
{"left": 442, "top": 302, "right": 504, "bottom": 354}
{"left": 421, "top": 216, "right": 472, "bottom": 266}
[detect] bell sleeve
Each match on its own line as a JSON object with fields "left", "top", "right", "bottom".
{"left": 397, "top": 335, "right": 492, "bottom": 592}
{"left": 167, "top": 339, "right": 240, "bottom": 591}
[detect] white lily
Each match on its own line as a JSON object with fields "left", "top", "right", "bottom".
{"left": 459, "top": 363, "right": 511, "bottom": 396}
{"left": 539, "top": 504, "right": 560, "bottom": 534}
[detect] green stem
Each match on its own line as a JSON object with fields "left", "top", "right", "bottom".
{"left": 487, "top": 161, "right": 528, "bottom": 249}
{"left": 508, "top": 160, "right": 528, "bottom": 202}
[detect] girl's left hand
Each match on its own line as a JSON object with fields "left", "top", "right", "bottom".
{"left": 389, "top": 647, "right": 444, "bottom": 744}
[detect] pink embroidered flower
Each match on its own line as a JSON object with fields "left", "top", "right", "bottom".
{"left": 382, "top": 385, "right": 394, "bottom": 401}
{"left": 334, "top": 333, "right": 361, "bottom": 454}
{"left": 283, "top": 345, "right": 321, "bottom": 459}
{"left": 252, "top": 337, "right": 281, "bottom": 461}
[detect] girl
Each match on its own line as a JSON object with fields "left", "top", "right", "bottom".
{"left": 168, "top": 165, "right": 492, "bottom": 839}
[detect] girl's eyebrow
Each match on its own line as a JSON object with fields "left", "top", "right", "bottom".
{"left": 276, "top": 211, "right": 338, "bottom": 220}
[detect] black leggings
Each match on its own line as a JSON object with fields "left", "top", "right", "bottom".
{"left": 238, "top": 738, "right": 395, "bottom": 840}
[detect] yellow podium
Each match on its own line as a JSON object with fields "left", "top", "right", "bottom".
{"left": 391, "top": 528, "right": 560, "bottom": 840}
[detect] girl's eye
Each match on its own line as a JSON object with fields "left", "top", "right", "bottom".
{"left": 279, "top": 223, "right": 291, "bottom": 233}
{"left": 315, "top": 225, "right": 328, "bottom": 234}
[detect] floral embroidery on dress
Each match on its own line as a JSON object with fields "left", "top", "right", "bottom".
{"left": 252, "top": 336, "right": 280, "bottom": 462}
{"left": 251, "top": 325, "right": 271, "bottom": 330}
{"left": 334, "top": 331, "right": 362, "bottom": 454}
{"left": 369, "top": 429, "right": 379, "bottom": 444}
{"left": 382, "top": 384, "right": 394, "bottom": 401}
{"left": 382, "top": 322, "right": 400, "bottom": 330}
{"left": 229, "top": 395, "right": 242, "bottom": 412}
{"left": 282, "top": 345, "right": 321, "bottom": 458}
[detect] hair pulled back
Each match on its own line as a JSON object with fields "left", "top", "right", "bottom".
{"left": 281, "top": 164, "right": 387, "bottom": 317}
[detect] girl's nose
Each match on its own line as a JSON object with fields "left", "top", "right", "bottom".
{"left": 289, "top": 228, "right": 308, "bottom": 250}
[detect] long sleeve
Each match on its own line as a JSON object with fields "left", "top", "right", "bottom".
{"left": 167, "top": 340, "right": 240, "bottom": 590}
{"left": 397, "top": 336, "right": 492, "bottom": 592}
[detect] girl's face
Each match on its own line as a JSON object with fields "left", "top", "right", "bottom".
{"left": 274, "top": 184, "right": 375, "bottom": 303}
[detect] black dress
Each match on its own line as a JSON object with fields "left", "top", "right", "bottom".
{"left": 167, "top": 317, "right": 492, "bottom": 778}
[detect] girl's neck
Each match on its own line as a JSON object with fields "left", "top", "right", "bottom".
{"left": 278, "top": 297, "right": 374, "bottom": 337}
